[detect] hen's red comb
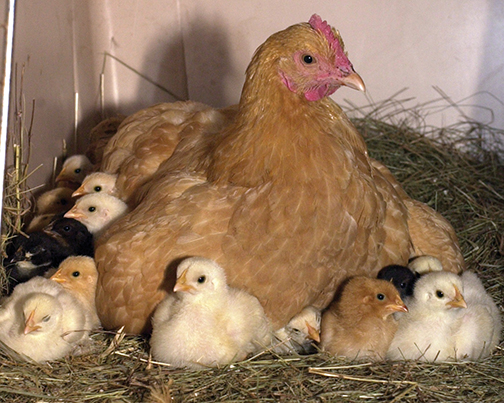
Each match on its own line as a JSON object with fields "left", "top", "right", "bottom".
{"left": 309, "top": 14, "right": 351, "bottom": 69}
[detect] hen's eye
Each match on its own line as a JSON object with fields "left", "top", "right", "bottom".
{"left": 72, "top": 271, "right": 80, "bottom": 277}
{"left": 88, "top": 206, "right": 96, "bottom": 212}
{"left": 197, "top": 276, "right": 206, "bottom": 284}
{"left": 436, "top": 290, "right": 444, "bottom": 298}
{"left": 377, "top": 293, "right": 385, "bottom": 300}
{"left": 94, "top": 186, "right": 102, "bottom": 192}
{"left": 74, "top": 168, "right": 81, "bottom": 174}
{"left": 303, "top": 54, "right": 314, "bottom": 64}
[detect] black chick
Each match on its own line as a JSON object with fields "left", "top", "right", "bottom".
{"left": 44, "top": 217, "right": 94, "bottom": 257}
{"left": 376, "top": 265, "right": 417, "bottom": 300}
{"left": 4, "top": 218, "right": 93, "bottom": 293}
{"left": 4, "top": 232, "right": 72, "bottom": 293}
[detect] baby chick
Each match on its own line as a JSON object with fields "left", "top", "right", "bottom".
{"left": 5, "top": 231, "right": 71, "bottom": 292}
{"left": 377, "top": 265, "right": 417, "bottom": 300}
{"left": 0, "top": 276, "right": 90, "bottom": 362}
{"left": 55, "top": 155, "right": 93, "bottom": 189}
{"left": 272, "top": 306, "right": 321, "bottom": 354}
{"left": 50, "top": 256, "right": 101, "bottom": 330}
{"left": 387, "top": 271, "right": 468, "bottom": 362}
{"left": 320, "top": 276, "right": 408, "bottom": 361}
{"left": 150, "top": 257, "right": 272, "bottom": 369}
{"left": 64, "top": 193, "right": 129, "bottom": 237}
{"left": 408, "top": 255, "right": 443, "bottom": 275}
{"left": 72, "top": 172, "right": 119, "bottom": 198}
{"left": 453, "top": 271, "right": 501, "bottom": 360}
{"left": 25, "top": 213, "right": 58, "bottom": 233}
{"left": 44, "top": 217, "right": 94, "bottom": 257}
{"left": 35, "top": 187, "right": 75, "bottom": 215}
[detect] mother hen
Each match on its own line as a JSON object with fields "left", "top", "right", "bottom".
{"left": 95, "top": 15, "right": 464, "bottom": 334}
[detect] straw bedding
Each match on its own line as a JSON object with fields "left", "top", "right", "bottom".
{"left": 0, "top": 98, "right": 503, "bottom": 402}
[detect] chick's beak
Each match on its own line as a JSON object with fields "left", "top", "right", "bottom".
{"left": 173, "top": 269, "right": 196, "bottom": 293}
{"left": 446, "top": 286, "right": 467, "bottom": 309}
{"left": 340, "top": 70, "right": 366, "bottom": 92}
{"left": 50, "top": 271, "right": 66, "bottom": 284}
{"left": 24, "top": 311, "right": 41, "bottom": 335}
{"left": 64, "top": 208, "right": 84, "bottom": 220}
{"left": 387, "top": 298, "right": 409, "bottom": 313}
{"left": 306, "top": 321, "right": 320, "bottom": 343}
{"left": 72, "top": 186, "right": 86, "bottom": 197}
{"left": 55, "top": 168, "right": 70, "bottom": 183}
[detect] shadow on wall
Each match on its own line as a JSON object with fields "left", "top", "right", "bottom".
{"left": 473, "top": 0, "right": 504, "bottom": 130}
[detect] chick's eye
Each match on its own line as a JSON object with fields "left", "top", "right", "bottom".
{"left": 197, "top": 276, "right": 206, "bottom": 284}
{"left": 94, "top": 186, "right": 102, "bottom": 192}
{"left": 42, "top": 315, "right": 51, "bottom": 322}
{"left": 302, "top": 54, "right": 314, "bottom": 64}
{"left": 376, "top": 293, "right": 385, "bottom": 301}
{"left": 63, "top": 225, "right": 71, "bottom": 231}
{"left": 72, "top": 271, "right": 80, "bottom": 277}
{"left": 400, "top": 282, "right": 407, "bottom": 289}
{"left": 436, "top": 290, "right": 444, "bottom": 298}
{"left": 74, "top": 168, "right": 81, "bottom": 174}
{"left": 60, "top": 199, "right": 68, "bottom": 205}
{"left": 291, "top": 328, "right": 301, "bottom": 334}
{"left": 88, "top": 206, "right": 96, "bottom": 212}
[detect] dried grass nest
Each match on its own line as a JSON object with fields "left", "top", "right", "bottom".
{"left": 0, "top": 99, "right": 503, "bottom": 402}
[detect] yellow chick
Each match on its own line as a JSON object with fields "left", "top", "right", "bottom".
{"left": 320, "top": 277, "right": 408, "bottom": 361}
{"left": 72, "top": 172, "right": 119, "bottom": 198}
{"left": 150, "top": 257, "right": 272, "bottom": 369}
{"left": 271, "top": 306, "right": 321, "bottom": 354}
{"left": 408, "top": 255, "right": 443, "bottom": 275}
{"left": 0, "top": 276, "right": 90, "bottom": 362}
{"left": 64, "top": 193, "right": 129, "bottom": 237}
{"left": 50, "top": 256, "right": 101, "bottom": 330}
{"left": 453, "top": 271, "right": 501, "bottom": 360}
{"left": 387, "top": 271, "right": 468, "bottom": 362}
{"left": 55, "top": 155, "right": 93, "bottom": 189}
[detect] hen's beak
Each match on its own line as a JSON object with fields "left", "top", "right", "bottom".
{"left": 306, "top": 321, "right": 320, "bottom": 343}
{"left": 24, "top": 311, "right": 41, "bottom": 334}
{"left": 340, "top": 70, "right": 366, "bottom": 92}
{"left": 446, "top": 286, "right": 467, "bottom": 309}
{"left": 174, "top": 269, "right": 196, "bottom": 293}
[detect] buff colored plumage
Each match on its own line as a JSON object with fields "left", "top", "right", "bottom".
{"left": 150, "top": 257, "right": 272, "bottom": 369}
{"left": 95, "top": 15, "right": 465, "bottom": 334}
{"left": 72, "top": 172, "right": 119, "bottom": 198}
{"left": 51, "top": 256, "right": 101, "bottom": 330}
{"left": 320, "top": 277, "right": 407, "bottom": 361}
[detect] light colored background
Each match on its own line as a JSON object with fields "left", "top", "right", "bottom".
{"left": 2, "top": 0, "right": 504, "bottom": 189}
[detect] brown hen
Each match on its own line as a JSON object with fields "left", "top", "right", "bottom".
{"left": 95, "top": 15, "right": 464, "bottom": 334}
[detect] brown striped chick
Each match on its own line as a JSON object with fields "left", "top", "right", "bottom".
{"left": 272, "top": 306, "right": 321, "bottom": 354}
{"left": 320, "top": 277, "right": 408, "bottom": 361}
{"left": 150, "top": 257, "right": 272, "bottom": 369}
{"left": 35, "top": 187, "right": 75, "bottom": 215}
{"left": 408, "top": 255, "right": 443, "bottom": 276}
{"left": 72, "top": 172, "right": 119, "bottom": 198}
{"left": 51, "top": 256, "right": 101, "bottom": 330}
{"left": 0, "top": 276, "right": 90, "bottom": 362}
{"left": 26, "top": 187, "right": 76, "bottom": 233}
{"left": 64, "top": 193, "right": 129, "bottom": 238}
{"left": 55, "top": 155, "right": 93, "bottom": 190}
{"left": 387, "top": 271, "right": 468, "bottom": 362}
